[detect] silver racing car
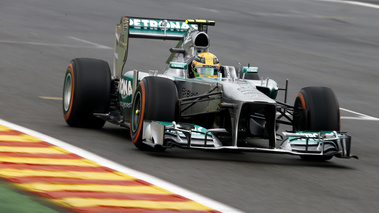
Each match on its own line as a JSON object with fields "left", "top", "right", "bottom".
{"left": 62, "top": 17, "right": 357, "bottom": 161}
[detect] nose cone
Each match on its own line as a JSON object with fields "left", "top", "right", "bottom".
{"left": 222, "top": 81, "right": 276, "bottom": 103}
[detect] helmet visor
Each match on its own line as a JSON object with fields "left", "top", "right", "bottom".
{"left": 196, "top": 66, "right": 219, "bottom": 77}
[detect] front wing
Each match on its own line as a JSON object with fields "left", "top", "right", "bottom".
{"left": 142, "top": 121, "right": 357, "bottom": 159}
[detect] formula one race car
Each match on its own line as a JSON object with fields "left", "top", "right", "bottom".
{"left": 63, "top": 17, "right": 357, "bottom": 161}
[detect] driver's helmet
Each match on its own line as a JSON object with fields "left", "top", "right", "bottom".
{"left": 191, "top": 52, "right": 220, "bottom": 77}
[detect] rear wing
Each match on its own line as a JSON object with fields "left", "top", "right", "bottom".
{"left": 113, "top": 16, "right": 215, "bottom": 78}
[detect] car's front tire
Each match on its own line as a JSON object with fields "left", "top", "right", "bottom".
{"left": 130, "top": 76, "right": 178, "bottom": 151}
{"left": 293, "top": 87, "right": 340, "bottom": 161}
{"left": 63, "top": 58, "right": 111, "bottom": 128}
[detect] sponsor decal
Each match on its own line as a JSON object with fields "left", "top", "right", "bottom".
{"left": 166, "top": 125, "right": 209, "bottom": 139}
{"left": 237, "top": 87, "right": 260, "bottom": 98}
{"left": 166, "top": 126, "right": 204, "bottom": 135}
{"left": 181, "top": 87, "right": 199, "bottom": 98}
{"left": 300, "top": 132, "right": 319, "bottom": 138}
{"left": 120, "top": 102, "right": 132, "bottom": 109}
{"left": 242, "top": 66, "right": 258, "bottom": 73}
{"left": 289, "top": 132, "right": 322, "bottom": 144}
{"left": 169, "top": 62, "right": 187, "bottom": 69}
{"left": 129, "top": 18, "right": 197, "bottom": 31}
{"left": 119, "top": 78, "right": 133, "bottom": 99}
{"left": 157, "top": 121, "right": 210, "bottom": 139}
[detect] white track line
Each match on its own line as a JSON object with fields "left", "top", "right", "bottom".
{"left": 0, "top": 118, "right": 243, "bottom": 213}
{"left": 340, "top": 108, "right": 379, "bottom": 121}
{"left": 39, "top": 96, "right": 63, "bottom": 100}
{"left": 0, "top": 37, "right": 112, "bottom": 49}
{"left": 68, "top": 36, "right": 112, "bottom": 49}
{"left": 317, "top": 0, "right": 379, "bottom": 9}
{"left": 0, "top": 40, "right": 91, "bottom": 48}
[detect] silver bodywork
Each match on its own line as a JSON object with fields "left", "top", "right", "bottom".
{"left": 99, "top": 16, "right": 357, "bottom": 160}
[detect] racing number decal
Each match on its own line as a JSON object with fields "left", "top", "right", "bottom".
{"left": 64, "top": 64, "right": 75, "bottom": 120}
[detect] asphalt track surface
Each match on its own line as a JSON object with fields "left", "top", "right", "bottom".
{"left": 1, "top": 0, "right": 379, "bottom": 212}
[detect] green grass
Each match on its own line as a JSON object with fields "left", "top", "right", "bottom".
{"left": 0, "top": 180, "right": 60, "bottom": 213}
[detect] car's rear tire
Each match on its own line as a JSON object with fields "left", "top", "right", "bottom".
{"left": 293, "top": 87, "right": 340, "bottom": 161}
{"left": 130, "top": 76, "right": 178, "bottom": 151}
{"left": 63, "top": 58, "right": 111, "bottom": 128}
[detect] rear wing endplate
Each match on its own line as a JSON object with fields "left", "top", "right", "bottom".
{"left": 113, "top": 16, "right": 215, "bottom": 78}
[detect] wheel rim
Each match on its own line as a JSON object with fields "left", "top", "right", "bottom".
{"left": 132, "top": 91, "right": 142, "bottom": 132}
{"left": 63, "top": 73, "right": 73, "bottom": 112}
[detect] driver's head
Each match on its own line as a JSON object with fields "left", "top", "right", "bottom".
{"left": 191, "top": 52, "right": 220, "bottom": 77}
